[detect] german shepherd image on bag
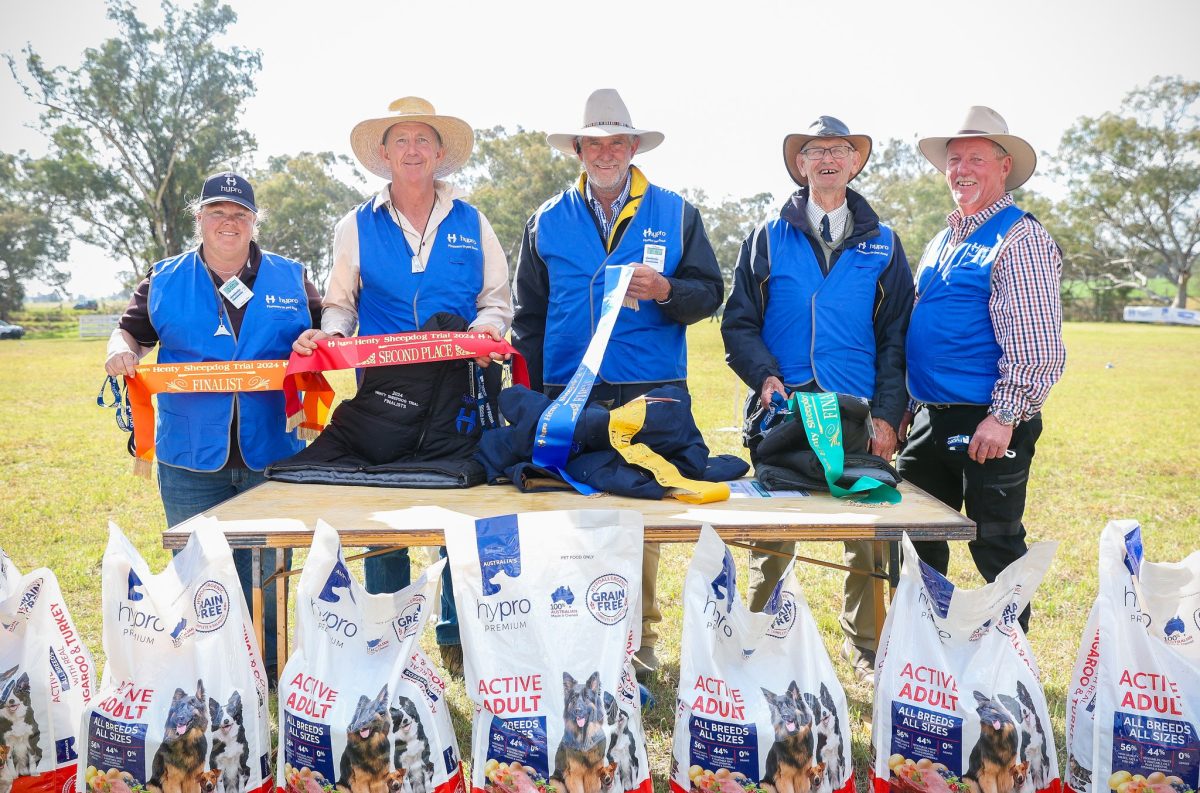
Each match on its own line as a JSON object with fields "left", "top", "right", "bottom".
{"left": 147, "top": 680, "right": 210, "bottom": 793}
{"left": 551, "top": 672, "right": 610, "bottom": 793}
{"left": 964, "top": 691, "right": 1019, "bottom": 793}
{"left": 761, "top": 682, "right": 824, "bottom": 793}
{"left": 337, "top": 686, "right": 392, "bottom": 793}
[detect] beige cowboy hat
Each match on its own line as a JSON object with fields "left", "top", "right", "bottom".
{"left": 782, "top": 115, "right": 872, "bottom": 186}
{"left": 350, "top": 96, "right": 474, "bottom": 180}
{"left": 918, "top": 106, "right": 1037, "bottom": 191}
{"left": 547, "top": 88, "right": 665, "bottom": 156}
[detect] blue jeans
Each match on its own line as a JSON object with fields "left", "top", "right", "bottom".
{"left": 158, "top": 464, "right": 289, "bottom": 669}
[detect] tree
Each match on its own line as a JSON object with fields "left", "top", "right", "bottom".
{"left": 680, "top": 189, "right": 775, "bottom": 288}
{"left": 7, "top": 0, "right": 261, "bottom": 285}
{"left": 460, "top": 126, "right": 581, "bottom": 273}
{"left": 0, "top": 154, "right": 69, "bottom": 317}
{"left": 1057, "top": 75, "right": 1200, "bottom": 308}
{"left": 252, "top": 152, "right": 366, "bottom": 289}
{"left": 854, "top": 137, "right": 954, "bottom": 263}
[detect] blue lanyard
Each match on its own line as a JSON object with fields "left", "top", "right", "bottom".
{"left": 97, "top": 375, "right": 133, "bottom": 432}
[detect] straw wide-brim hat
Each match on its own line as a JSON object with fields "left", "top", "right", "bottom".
{"left": 547, "top": 88, "right": 665, "bottom": 156}
{"left": 918, "top": 105, "right": 1037, "bottom": 191}
{"left": 782, "top": 115, "right": 872, "bottom": 186}
{"left": 350, "top": 96, "right": 474, "bottom": 180}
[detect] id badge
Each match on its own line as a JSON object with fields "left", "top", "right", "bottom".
{"left": 642, "top": 243, "right": 666, "bottom": 272}
{"left": 219, "top": 275, "right": 253, "bottom": 308}
{"left": 411, "top": 255, "right": 425, "bottom": 274}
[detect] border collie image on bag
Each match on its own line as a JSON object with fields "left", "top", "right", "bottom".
{"left": 0, "top": 666, "right": 42, "bottom": 780}
{"left": 208, "top": 691, "right": 251, "bottom": 793}
{"left": 391, "top": 696, "right": 434, "bottom": 793}
{"left": 803, "top": 684, "right": 845, "bottom": 793}
{"left": 147, "top": 681, "right": 210, "bottom": 793}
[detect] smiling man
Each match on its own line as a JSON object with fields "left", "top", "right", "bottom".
{"left": 900, "top": 106, "right": 1066, "bottom": 633}
{"left": 292, "top": 97, "right": 513, "bottom": 675}
{"left": 512, "top": 88, "right": 723, "bottom": 684}
{"left": 720, "top": 116, "right": 914, "bottom": 686}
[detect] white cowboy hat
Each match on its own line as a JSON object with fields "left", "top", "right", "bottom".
{"left": 547, "top": 88, "right": 665, "bottom": 156}
{"left": 918, "top": 106, "right": 1037, "bottom": 191}
{"left": 349, "top": 96, "right": 474, "bottom": 180}
{"left": 781, "top": 115, "right": 873, "bottom": 186}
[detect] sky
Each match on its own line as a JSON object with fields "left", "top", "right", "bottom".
{"left": 3, "top": 0, "right": 1199, "bottom": 297}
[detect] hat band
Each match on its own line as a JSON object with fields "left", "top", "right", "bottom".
{"left": 958, "top": 128, "right": 996, "bottom": 135}
{"left": 583, "top": 121, "right": 635, "bottom": 130}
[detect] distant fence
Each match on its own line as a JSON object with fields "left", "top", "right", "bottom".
{"left": 79, "top": 314, "right": 121, "bottom": 338}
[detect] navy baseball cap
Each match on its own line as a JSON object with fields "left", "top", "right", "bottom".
{"left": 199, "top": 171, "right": 257, "bottom": 213}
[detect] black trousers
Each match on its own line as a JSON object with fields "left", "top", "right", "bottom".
{"left": 896, "top": 404, "right": 1043, "bottom": 632}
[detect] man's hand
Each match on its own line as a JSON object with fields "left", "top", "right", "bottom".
{"left": 292, "top": 328, "right": 330, "bottom": 356}
{"left": 869, "top": 418, "right": 898, "bottom": 460}
{"left": 968, "top": 413, "right": 1015, "bottom": 464}
{"left": 898, "top": 409, "right": 914, "bottom": 445}
{"left": 471, "top": 324, "right": 509, "bottom": 367}
{"left": 625, "top": 264, "right": 672, "bottom": 302}
{"left": 104, "top": 351, "right": 138, "bottom": 379}
{"left": 759, "top": 376, "right": 787, "bottom": 409}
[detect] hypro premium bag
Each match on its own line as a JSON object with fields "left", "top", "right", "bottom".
{"left": 444, "top": 508, "right": 651, "bottom": 793}
{"left": 275, "top": 521, "right": 463, "bottom": 793}
{"left": 1065, "top": 520, "right": 1199, "bottom": 793}
{"left": 1, "top": 547, "right": 95, "bottom": 793}
{"left": 669, "top": 526, "right": 853, "bottom": 793}
{"left": 871, "top": 534, "right": 1060, "bottom": 793}
{"left": 79, "top": 522, "right": 272, "bottom": 793}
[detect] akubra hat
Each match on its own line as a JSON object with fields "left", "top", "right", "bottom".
{"left": 350, "top": 96, "right": 474, "bottom": 180}
{"left": 918, "top": 105, "right": 1037, "bottom": 191}
{"left": 547, "top": 88, "right": 665, "bottom": 156}
{"left": 782, "top": 116, "right": 872, "bottom": 186}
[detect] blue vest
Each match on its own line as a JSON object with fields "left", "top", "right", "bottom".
{"left": 148, "top": 250, "right": 309, "bottom": 471}
{"left": 907, "top": 205, "right": 1026, "bottom": 405}
{"left": 760, "top": 223, "right": 894, "bottom": 398}
{"left": 355, "top": 199, "right": 483, "bottom": 335}
{"left": 534, "top": 183, "right": 686, "bottom": 385}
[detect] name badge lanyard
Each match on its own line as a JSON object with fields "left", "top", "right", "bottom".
{"left": 391, "top": 202, "right": 437, "bottom": 274}
{"left": 532, "top": 264, "right": 634, "bottom": 494}
{"left": 97, "top": 375, "right": 133, "bottom": 432}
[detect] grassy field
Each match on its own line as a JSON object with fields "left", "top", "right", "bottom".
{"left": 1, "top": 322, "right": 1197, "bottom": 791}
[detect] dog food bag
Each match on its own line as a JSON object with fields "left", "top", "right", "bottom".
{"left": 669, "top": 525, "right": 853, "bottom": 793}
{"left": 1064, "top": 520, "right": 1200, "bottom": 793}
{"left": 275, "top": 520, "right": 463, "bottom": 793}
{"left": 870, "top": 533, "right": 1060, "bottom": 793}
{"left": 1, "top": 547, "right": 96, "bottom": 793}
{"left": 444, "top": 508, "right": 651, "bottom": 793}
{"left": 78, "top": 522, "right": 272, "bottom": 793}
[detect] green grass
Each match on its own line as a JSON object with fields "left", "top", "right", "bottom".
{"left": 1, "top": 322, "right": 1197, "bottom": 791}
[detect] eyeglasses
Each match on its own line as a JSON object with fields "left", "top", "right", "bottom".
{"left": 800, "top": 145, "right": 852, "bottom": 161}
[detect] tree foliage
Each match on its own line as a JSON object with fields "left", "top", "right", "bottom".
{"left": 7, "top": 0, "right": 261, "bottom": 285}
{"left": 680, "top": 189, "right": 775, "bottom": 288}
{"left": 854, "top": 137, "right": 954, "bottom": 264}
{"left": 1057, "top": 75, "right": 1200, "bottom": 307}
{"left": 460, "top": 126, "right": 581, "bottom": 273}
{"left": 0, "top": 154, "right": 69, "bottom": 317}
{"left": 252, "top": 152, "right": 365, "bottom": 289}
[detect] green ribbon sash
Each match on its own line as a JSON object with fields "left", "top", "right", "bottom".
{"left": 788, "top": 392, "right": 901, "bottom": 505}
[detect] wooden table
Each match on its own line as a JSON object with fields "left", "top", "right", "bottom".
{"left": 165, "top": 480, "right": 974, "bottom": 670}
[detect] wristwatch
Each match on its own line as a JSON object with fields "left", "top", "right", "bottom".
{"left": 990, "top": 407, "right": 1018, "bottom": 427}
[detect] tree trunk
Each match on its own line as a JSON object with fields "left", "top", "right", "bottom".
{"left": 1176, "top": 270, "right": 1191, "bottom": 308}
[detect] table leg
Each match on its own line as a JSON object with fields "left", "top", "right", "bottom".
{"left": 275, "top": 552, "right": 289, "bottom": 678}
{"left": 872, "top": 541, "right": 887, "bottom": 647}
{"left": 252, "top": 548, "right": 265, "bottom": 661}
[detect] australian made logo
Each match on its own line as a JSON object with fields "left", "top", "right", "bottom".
{"left": 1163, "top": 614, "right": 1193, "bottom": 646}
{"left": 366, "top": 636, "right": 391, "bottom": 656}
{"left": 550, "top": 585, "right": 578, "bottom": 618}
{"left": 586, "top": 574, "right": 629, "bottom": 626}
{"left": 193, "top": 580, "right": 230, "bottom": 632}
